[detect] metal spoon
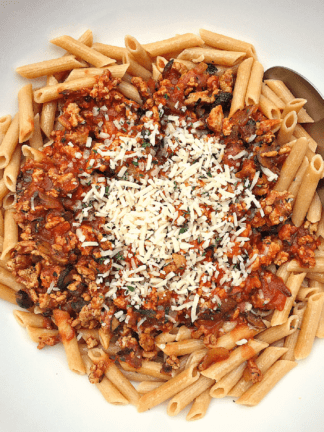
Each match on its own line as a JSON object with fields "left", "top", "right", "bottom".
{"left": 264, "top": 66, "right": 324, "bottom": 204}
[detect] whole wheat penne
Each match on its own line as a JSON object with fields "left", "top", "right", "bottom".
{"left": 18, "top": 84, "right": 34, "bottom": 143}
{"left": 16, "top": 55, "right": 86, "bottom": 79}
{"left": 98, "top": 328, "right": 112, "bottom": 350}
{"left": 0, "top": 212, "right": 3, "bottom": 238}
{"left": 125, "top": 35, "right": 152, "bottom": 71}
{"left": 13, "top": 310, "right": 47, "bottom": 328}
{"left": 177, "top": 47, "right": 245, "bottom": 67}
{"left": 199, "top": 28, "right": 256, "bottom": 58}
{"left": 119, "top": 359, "right": 171, "bottom": 381}
{"left": 259, "top": 95, "right": 281, "bottom": 120}
{"left": 210, "top": 361, "right": 246, "bottom": 398}
{"left": 53, "top": 309, "right": 85, "bottom": 375}
{"left": 92, "top": 42, "right": 127, "bottom": 61}
{"left": 245, "top": 61, "right": 263, "bottom": 106}
{"left": 228, "top": 346, "right": 288, "bottom": 397}
{"left": 167, "top": 375, "right": 213, "bottom": 416}
{"left": 174, "top": 58, "right": 197, "bottom": 70}
{"left": 229, "top": 57, "right": 253, "bottom": 117}
{"left": 274, "top": 137, "right": 308, "bottom": 191}
{"left": 40, "top": 76, "right": 58, "bottom": 139}
{"left": 0, "top": 113, "right": 19, "bottom": 169}
{"left": 0, "top": 115, "right": 12, "bottom": 146}
{"left": 215, "top": 323, "right": 260, "bottom": 350}
{"left": 29, "top": 114, "right": 43, "bottom": 150}
{"left": 1, "top": 209, "right": 18, "bottom": 262}
{"left": 2, "top": 192, "right": 15, "bottom": 210}
{"left": 271, "top": 273, "right": 306, "bottom": 326}
{"left": 186, "top": 388, "right": 212, "bottom": 421}
{"left": 137, "top": 381, "right": 164, "bottom": 394}
{"left": 186, "top": 348, "right": 208, "bottom": 369}
{"left": 143, "top": 33, "right": 204, "bottom": 57}
{"left": 0, "top": 265, "right": 24, "bottom": 291}
{"left": 4, "top": 144, "right": 21, "bottom": 192}
{"left": 295, "top": 293, "right": 324, "bottom": 359}
{"left": 51, "top": 35, "right": 116, "bottom": 68}
{"left": 276, "top": 111, "right": 297, "bottom": 145}
{"left": 288, "top": 259, "right": 324, "bottom": 273}
{"left": 281, "top": 98, "right": 307, "bottom": 119}
{"left": 307, "top": 192, "right": 322, "bottom": 223}
{"left": 235, "top": 360, "right": 297, "bottom": 406}
{"left": 152, "top": 64, "right": 162, "bottom": 81}
{"left": 120, "top": 370, "right": 165, "bottom": 383}
{"left": 255, "top": 315, "right": 298, "bottom": 345}
{"left": 297, "top": 287, "right": 320, "bottom": 301}
{"left": 158, "top": 339, "right": 205, "bottom": 356}
{"left": 137, "top": 365, "right": 200, "bottom": 413}
{"left": 264, "top": 79, "right": 314, "bottom": 123}
{"left": 155, "top": 331, "right": 177, "bottom": 344}
{"left": 292, "top": 154, "right": 324, "bottom": 227}
{"left": 176, "top": 326, "right": 192, "bottom": 342}
{"left": 307, "top": 272, "right": 324, "bottom": 283}
{"left": 79, "top": 329, "right": 100, "bottom": 343}
{"left": 282, "top": 302, "right": 307, "bottom": 361}
{"left": 34, "top": 77, "right": 97, "bottom": 104}
{"left": 288, "top": 156, "right": 309, "bottom": 202}
{"left": 122, "top": 52, "right": 152, "bottom": 81}
{"left": 201, "top": 339, "right": 268, "bottom": 381}
{"left": 82, "top": 355, "right": 129, "bottom": 405}
{"left": 65, "top": 64, "right": 129, "bottom": 81}
{"left": 22, "top": 145, "right": 44, "bottom": 162}
{"left": 118, "top": 81, "right": 142, "bottom": 105}
{"left": 261, "top": 83, "right": 285, "bottom": 109}
{"left": 26, "top": 326, "right": 59, "bottom": 344}
{"left": 0, "top": 282, "right": 17, "bottom": 305}
{"left": 294, "top": 124, "right": 318, "bottom": 151}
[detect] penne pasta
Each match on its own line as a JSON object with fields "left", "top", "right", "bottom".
{"left": 18, "top": 84, "right": 34, "bottom": 143}
{"left": 282, "top": 302, "right": 307, "bottom": 361}
{"left": 177, "top": 47, "right": 246, "bottom": 66}
{"left": 51, "top": 35, "right": 116, "bottom": 67}
{"left": 276, "top": 111, "right": 297, "bottom": 145}
{"left": 16, "top": 55, "right": 86, "bottom": 79}
{"left": 167, "top": 375, "right": 214, "bottom": 416}
{"left": 143, "top": 33, "right": 204, "bottom": 57}
{"left": 186, "top": 388, "right": 212, "bottom": 421}
{"left": 295, "top": 293, "right": 324, "bottom": 359}
{"left": 245, "top": 61, "right": 264, "bottom": 106}
{"left": 0, "top": 113, "right": 19, "bottom": 169}
{"left": 125, "top": 35, "right": 152, "bottom": 71}
{"left": 229, "top": 57, "right": 253, "bottom": 117}
{"left": 255, "top": 315, "right": 298, "bottom": 345}
{"left": 34, "top": 77, "right": 97, "bottom": 103}
{"left": 235, "top": 360, "right": 297, "bottom": 406}
{"left": 271, "top": 273, "right": 306, "bottom": 326}
{"left": 122, "top": 52, "right": 152, "bottom": 81}
{"left": 274, "top": 137, "right": 308, "bottom": 192}
{"left": 201, "top": 340, "right": 268, "bottom": 381}
{"left": 3, "top": 144, "right": 21, "bottom": 192}
{"left": 199, "top": 28, "right": 256, "bottom": 58}
{"left": 292, "top": 154, "right": 324, "bottom": 227}
{"left": 53, "top": 309, "right": 85, "bottom": 375}
{"left": 29, "top": 114, "right": 43, "bottom": 150}
{"left": 1, "top": 209, "right": 18, "bottom": 262}
{"left": 0, "top": 282, "right": 17, "bottom": 305}
{"left": 137, "top": 365, "right": 200, "bottom": 413}
{"left": 209, "top": 361, "right": 246, "bottom": 398}
{"left": 40, "top": 76, "right": 59, "bottom": 139}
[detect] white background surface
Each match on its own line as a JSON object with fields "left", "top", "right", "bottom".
{"left": 0, "top": 1, "right": 324, "bottom": 431}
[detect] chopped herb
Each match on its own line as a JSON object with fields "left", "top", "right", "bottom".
{"left": 142, "top": 141, "right": 150, "bottom": 148}
{"left": 152, "top": 160, "right": 158, "bottom": 164}
{"left": 164, "top": 94, "right": 169, "bottom": 99}
{"left": 176, "top": 86, "right": 180, "bottom": 91}
{"left": 115, "top": 252, "right": 125, "bottom": 261}
{"left": 93, "top": 150, "right": 98, "bottom": 154}
{"left": 105, "top": 186, "right": 110, "bottom": 195}
{"left": 179, "top": 226, "right": 188, "bottom": 234}
{"left": 132, "top": 160, "right": 139, "bottom": 166}
{"left": 206, "top": 171, "right": 212, "bottom": 178}
{"left": 127, "top": 286, "right": 135, "bottom": 292}
{"left": 139, "top": 174, "right": 144, "bottom": 177}
{"left": 122, "top": 128, "right": 127, "bottom": 132}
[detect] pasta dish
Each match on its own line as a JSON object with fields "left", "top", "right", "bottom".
{"left": 0, "top": 28, "right": 323, "bottom": 420}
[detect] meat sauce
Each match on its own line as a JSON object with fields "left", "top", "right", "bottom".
{"left": 9, "top": 65, "right": 319, "bottom": 370}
